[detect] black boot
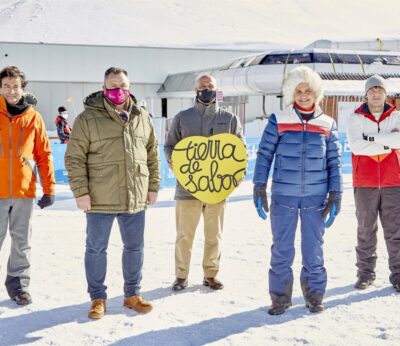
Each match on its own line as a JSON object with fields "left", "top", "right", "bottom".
{"left": 389, "top": 273, "right": 400, "bottom": 292}
{"left": 354, "top": 275, "right": 375, "bottom": 290}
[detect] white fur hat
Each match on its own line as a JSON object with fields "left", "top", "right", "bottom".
{"left": 282, "top": 65, "right": 323, "bottom": 106}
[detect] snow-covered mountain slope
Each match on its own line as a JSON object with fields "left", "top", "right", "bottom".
{"left": 0, "top": 0, "right": 399, "bottom": 49}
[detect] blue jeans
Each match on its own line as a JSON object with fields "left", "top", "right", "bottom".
{"left": 85, "top": 211, "right": 145, "bottom": 300}
{"left": 269, "top": 194, "right": 326, "bottom": 302}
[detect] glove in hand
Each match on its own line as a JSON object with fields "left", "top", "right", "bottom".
{"left": 37, "top": 194, "right": 55, "bottom": 209}
{"left": 253, "top": 184, "right": 269, "bottom": 220}
{"left": 322, "top": 192, "right": 341, "bottom": 228}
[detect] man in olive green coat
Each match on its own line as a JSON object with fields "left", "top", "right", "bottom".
{"left": 65, "top": 67, "right": 160, "bottom": 320}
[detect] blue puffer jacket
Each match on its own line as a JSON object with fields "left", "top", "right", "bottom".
{"left": 253, "top": 105, "right": 342, "bottom": 197}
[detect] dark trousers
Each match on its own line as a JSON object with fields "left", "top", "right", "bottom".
{"left": 354, "top": 187, "right": 400, "bottom": 284}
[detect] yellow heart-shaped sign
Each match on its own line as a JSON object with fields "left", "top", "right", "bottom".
{"left": 171, "top": 133, "right": 247, "bottom": 204}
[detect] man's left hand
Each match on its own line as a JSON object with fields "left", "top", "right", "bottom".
{"left": 322, "top": 192, "right": 341, "bottom": 228}
{"left": 147, "top": 192, "right": 158, "bottom": 205}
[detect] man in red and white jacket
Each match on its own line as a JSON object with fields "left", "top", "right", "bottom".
{"left": 347, "top": 74, "right": 400, "bottom": 293}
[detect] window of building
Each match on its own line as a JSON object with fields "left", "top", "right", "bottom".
{"left": 261, "top": 54, "right": 289, "bottom": 64}
{"left": 312, "top": 53, "right": 332, "bottom": 63}
{"left": 260, "top": 53, "right": 312, "bottom": 65}
{"left": 361, "top": 54, "right": 400, "bottom": 65}
{"left": 333, "top": 54, "right": 360, "bottom": 64}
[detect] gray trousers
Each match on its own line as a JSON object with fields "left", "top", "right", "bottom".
{"left": 354, "top": 187, "right": 400, "bottom": 284}
{"left": 0, "top": 198, "right": 34, "bottom": 297}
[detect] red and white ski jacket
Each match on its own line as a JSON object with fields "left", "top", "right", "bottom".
{"left": 346, "top": 102, "right": 400, "bottom": 187}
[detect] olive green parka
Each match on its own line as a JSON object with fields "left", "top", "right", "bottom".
{"left": 65, "top": 91, "right": 160, "bottom": 213}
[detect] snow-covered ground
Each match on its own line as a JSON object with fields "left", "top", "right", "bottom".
{"left": 0, "top": 176, "right": 399, "bottom": 345}
{"left": 1, "top": 0, "right": 400, "bottom": 49}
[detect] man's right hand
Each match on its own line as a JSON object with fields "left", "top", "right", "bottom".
{"left": 76, "top": 195, "right": 91, "bottom": 211}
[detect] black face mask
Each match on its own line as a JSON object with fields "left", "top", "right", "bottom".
{"left": 196, "top": 89, "right": 216, "bottom": 104}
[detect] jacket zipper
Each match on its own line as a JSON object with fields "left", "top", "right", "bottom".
{"left": 301, "top": 121, "right": 306, "bottom": 196}
{"left": 201, "top": 110, "right": 204, "bottom": 136}
{"left": 9, "top": 117, "right": 13, "bottom": 197}
{"left": 377, "top": 122, "right": 381, "bottom": 189}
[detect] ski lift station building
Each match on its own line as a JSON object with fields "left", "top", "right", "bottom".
{"left": 0, "top": 41, "right": 255, "bottom": 137}
{"left": 2, "top": 39, "right": 400, "bottom": 141}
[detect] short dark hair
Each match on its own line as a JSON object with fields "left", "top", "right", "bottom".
{"left": 104, "top": 67, "right": 128, "bottom": 82}
{"left": 58, "top": 106, "right": 67, "bottom": 113}
{"left": 0, "top": 66, "right": 28, "bottom": 88}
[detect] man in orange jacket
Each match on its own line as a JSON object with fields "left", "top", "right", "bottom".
{"left": 0, "top": 66, "right": 55, "bottom": 305}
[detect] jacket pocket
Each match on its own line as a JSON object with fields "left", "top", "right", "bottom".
{"left": 212, "top": 122, "right": 229, "bottom": 135}
{"left": 136, "top": 163, "right": 150, "bottom": 204}
{"left": 0, "top": 137, "right": 4, "bottom": 158}
{"left": 23, "top": 157, "right": 37, "bottom": 179}
{"left": 88, "top": 165, "right": 119, "bottom": 205}
{"left": 275, "top": 156, "right": 281, "bottom": 179}
{"left": 18, "top": 127, "right": 25, "bottom": 156}
{"left": 19, "top": 157, "right": 37, "bottom": 193}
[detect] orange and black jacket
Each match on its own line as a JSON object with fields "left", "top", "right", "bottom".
{"left": 0, "top": 96, "right": 55, "bottom": 198}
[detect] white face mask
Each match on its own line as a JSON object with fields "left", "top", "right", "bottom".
{"left": 60, "top": 113, "right": 69, "bottom": 120}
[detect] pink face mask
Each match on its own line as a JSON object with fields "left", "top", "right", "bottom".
{"left": 103, "top": 88, "right": 130, "bottom": 105}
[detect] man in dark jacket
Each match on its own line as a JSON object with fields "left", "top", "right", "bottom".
{"left": 65, "top": 67, "right": 160, "bottom": 319}
{"left": 55, "top": 106, "right": 72, "bottom": 144}
{"left": 164, "top": 74, "right": 243, "bottom": 292}
{"left": 253, "top": 66, "right": 342, "bottom": 315}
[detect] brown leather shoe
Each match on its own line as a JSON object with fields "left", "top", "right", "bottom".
{"left": 123, "top": 295, "right": 153, "bottom": 313}
{"left": 172, "top": 277, "right": 188, "bottom": 291}
{"left": 306, "top": 300, "right": 324, "bottom": 314}
{"left": 88, "top": 299, "right": 106, "bottom": 319}
{"left": 203, "top": 277, "right": 224, "bottom": 290}
{"left": 268, "top": 301, "right": 291, "bottom": 315}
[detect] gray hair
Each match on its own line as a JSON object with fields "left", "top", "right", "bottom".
{"left": 194, "top": 73, "right": 217, "bottom": 90}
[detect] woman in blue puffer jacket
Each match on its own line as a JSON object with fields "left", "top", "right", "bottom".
{"left": 253, "top": 65, "right": 342, "bottom": 315}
